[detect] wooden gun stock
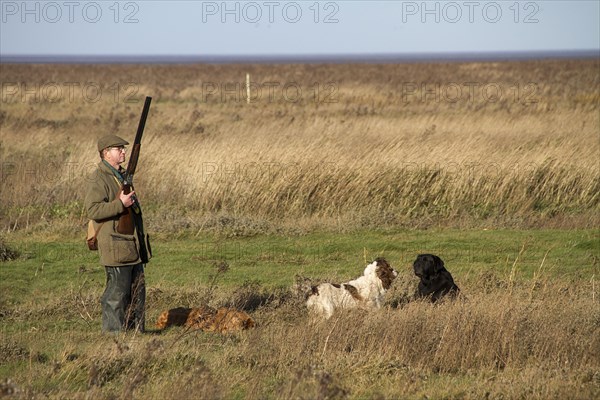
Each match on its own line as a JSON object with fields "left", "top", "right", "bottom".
{"left": 116, "top": 184, "right": 135, "bottom": 235}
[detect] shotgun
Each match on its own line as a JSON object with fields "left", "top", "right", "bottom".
{"left": 116, "top": 96, "right": 152, "bottom": 235}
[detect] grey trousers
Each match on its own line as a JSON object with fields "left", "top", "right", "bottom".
{"left": 100, "top": 264, "right": 146, "bottom": 333}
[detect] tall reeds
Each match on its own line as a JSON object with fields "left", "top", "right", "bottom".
{"left": 1, "top": 60, "right": 598, "bottom": 232}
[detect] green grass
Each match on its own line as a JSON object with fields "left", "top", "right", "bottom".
{"left": 1, "top": 228, "right": 598, "bottom": 399}
{"left": 2, "top": 229, "right": 597, "bottom": 301}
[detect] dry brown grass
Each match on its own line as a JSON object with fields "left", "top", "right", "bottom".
{"left": 1, "top": 59, "right": 599, "bottom": 233}
{"left": 2, "top": 272, "right": 598, "bottom": 399}
{"left": 1, "top": 59, "right": 598, "bottom": 398}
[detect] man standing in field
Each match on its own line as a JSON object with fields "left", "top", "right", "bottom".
{"left": 85, "top": 135, "right": 150, "bottom": 334}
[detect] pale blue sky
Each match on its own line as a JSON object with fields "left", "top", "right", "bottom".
{"left": 1, "top": 1, "right": 598, "bottom": 59}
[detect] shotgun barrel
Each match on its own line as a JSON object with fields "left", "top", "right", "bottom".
{"left": 117, "top": 96, "right": 152, "bottom": 235}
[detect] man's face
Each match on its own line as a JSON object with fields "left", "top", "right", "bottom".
{"left": 104, "top": 146, "right": 126, "bottom": 167}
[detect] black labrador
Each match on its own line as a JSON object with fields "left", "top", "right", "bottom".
{"left": 413, "top": 254, "right": 460, "bottom": 302}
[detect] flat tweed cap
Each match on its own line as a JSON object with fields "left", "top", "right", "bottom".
{"left": 97, "top": 135, "right": 129, "bottom": 152}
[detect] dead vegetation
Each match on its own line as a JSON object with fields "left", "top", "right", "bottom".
{"left": 1, "top": 272, "right": 598, "bottom": 399}
{"left": 1, "top": 59, "right": 599, "bottom": 233}
{"left": 0, "top": 59, "right": 598, "bottom": 398}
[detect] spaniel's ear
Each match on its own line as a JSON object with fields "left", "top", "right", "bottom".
{"left": 432, "top": 255, "right": 445, "bottom": 273}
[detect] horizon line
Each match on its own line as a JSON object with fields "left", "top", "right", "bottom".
{"left": 1, "top": 50, "right": 598, "bottom": 64}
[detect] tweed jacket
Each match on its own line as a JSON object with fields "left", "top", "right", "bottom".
{"left": 84, "top": 161, "right": 149, "bottom": 266}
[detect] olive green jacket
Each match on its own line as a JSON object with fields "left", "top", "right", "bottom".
{"left": 84, "top": 161, "right": 150, "bottom": 266}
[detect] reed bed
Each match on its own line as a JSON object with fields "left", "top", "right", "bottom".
{"left": 1, "top": 59, "right": 598, "bottom": 233}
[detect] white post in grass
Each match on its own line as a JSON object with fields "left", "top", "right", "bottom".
{"left": 246, "top": 73, "right": 250, "bottom": 104}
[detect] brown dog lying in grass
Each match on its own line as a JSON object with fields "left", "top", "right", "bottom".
{"left": 156, "top": 306, "right": 255, "bottom": 333}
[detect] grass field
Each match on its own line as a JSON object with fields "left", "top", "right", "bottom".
{"left": 0, "top": 59, "right": 599, "bottom": 398}
{"left": 1, "top": 229, "right": 599, "bottom": 399}
{"left": 1, "top": 59, "right": 599, "bottom": 232}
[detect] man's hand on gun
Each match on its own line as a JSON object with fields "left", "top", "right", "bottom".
{"left": 119, "top": 190, "right": 136, "bottom": 208}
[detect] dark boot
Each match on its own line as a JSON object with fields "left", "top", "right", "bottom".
{"left": 100, "top": 264, "right": 146, "bottom": 333}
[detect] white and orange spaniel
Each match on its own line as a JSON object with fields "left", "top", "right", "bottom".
{"left": 305, "top": 257, "right": 398, "bottom": 319}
